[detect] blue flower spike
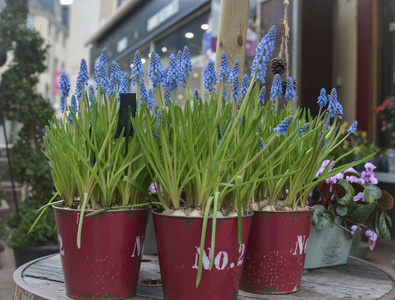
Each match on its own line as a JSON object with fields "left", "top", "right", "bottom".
{"left": 285, "top": 77, "right": 295, "bottom": 101}
{"left": 75, "top": 58, "right": 89, "bottom": 101}
{"left": 317, "top": 88, "right": 327, "bottom": 108}
{"left": 251, "top": 25, "right": 276, "bottom": 83}
{"left": 149, "top": 51, "right": 164, "bottom": 88}
{"left": 218, "top": 51, "right": 230, "bottom": 84}
{"left": 203, "top": 59, "right": 217, "bottom": 94}
{"left": 180, "top": 46, "right": 193, "bottom": 87}
{"left": 274, "top": 116, "right": 294, "bottom": 136}
{"left": 240, "top": 74, "right": 249, "bottom": 101}
{"left": 231, "top": 76, "right": 239, "bottom": 104}
{"left": 59, "top": 71, "right": 70, "bottom": 113}
{"left": 299, "top": 122, "right": 310, "bottom": 135}
{"left": 117, "top": 72, "right": 129, "bottom": 102}
{"left": 327, "top": 88, "right": 343, "bottom": 119}
{"left": 194, "top": 89, "right": 199, "bottom": 102}
{"left": 95, "top": 48, "right": 108, "bottom": 89}
{"left": 163, "top": 53, "right": 181, "bottom": 92}
{"left": 270, "top": 74, "right": 282, "bottom": 102}
{"left": 259, "top": 138, "right": 265, "bottom": 150}
{"left": 109, "top": 61, "right": 121, "bottom": 98}
{"left": 131, "top": 50, "right": 145, "bottom": 86}
{"left": 229, "top": 60, "right": 239, "bottom": 83}
{"left": 347, "top": 121, "right": 358, "bottom": 134}
{"left": 258, "top": 86, "right": 266, "bottom": 105}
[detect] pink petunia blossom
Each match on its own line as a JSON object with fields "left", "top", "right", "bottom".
{"left": 365, "top": 230, "right": 378, "bottom": 250}
{"left": 346, "top": 175, "right": 365, "bottom": 185}
{"left": 316, "top": 160, "right": 335, "bottom": 177}
{"left": 364, "top": 163, "right": 376, "bottom": 172}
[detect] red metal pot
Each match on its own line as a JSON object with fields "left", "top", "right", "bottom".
{"left": 153, "top": 211, "right": 253, "bottom": 300}
{"left": 53, "top": 205, "right": 149, "bottom": 299}
{"left": 240, "top": 209, "right": 313, "bottom": 294}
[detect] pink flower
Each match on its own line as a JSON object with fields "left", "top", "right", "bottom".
{"left": 364, "top": 163, "right": 376, "bottom": 171}
{"left": 353, "top": 192, "right": 365, "bottom": 202}
{"left": 344, "top": 167, "right": 357, "bottom": 173}
{"left": 365, "top": 230, "right": 378, "bottom": 250}
{"left": 350, "top": 225, "right": 358, "bottom": 236}
{"left": 316, "top": 160, "right": 335, "bottom": 177}
{"left": 346, "top": 175, "right": 365, "bottom": 185}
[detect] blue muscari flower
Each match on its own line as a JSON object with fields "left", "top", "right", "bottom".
{"left": 131, "top": 50, "right": 145, "bottom": 86}
{"left": 147, "top": 88, "right": 154, "bottom": 110}
{"left": 75, "top": 59, "right": 89, "bottom": 102}
{"left": 251, "top": 25, "right": 276, "bottom": 83}
{"left": 164, "top": 87, "right": 173, "bottom": 105}
{"left": 95, "top": 48, "right": 108, "bottom": 89}
{"left": 99, "top": 64, "right": 109, "bottom": 91}
{"left": 109, "top": 61, "right": 121, "bottom": 98}
{"left": 163, "top": 53, "right": 181, "bottom": 92}
{"left": 89, "top": 85, "right": 95, "bottom": 111}
{"left": 321, "top": 137, "right": 327, "bottom": 148}
{"left": 194, "top": 89, "right": 199, "bottom": 102}
{"left": 317, "top": 88, "right": 327, "bottom": 108}
{"left": 347, "top": 120, "right": 358, "bottom": 134}
{"left": 118, "top": 72, "right": 129, "bottom": 102}
{"left": 327, "top": 88, "right": 343, "bottom": 119}
{"left": 231, "top": 76, "right": 240, "bottom": 104}
{"left": 152, "top": 126, "right": 158, "bottom": 139}
{"left": 203, "top": 59, "right": 216, "bottom": 94}
{"left": 274, "top": 116, "right": 294, "bottom": 136}
{"left": 299, "top": 122, "right": 310, "bottom": 135}
{"left": 218, "top": 51, "right": 230, "bottom": 84}
{"left": 140, "top": 81, "right": 148, "bottom": 109}
{"left": 270, "top": 74, "right": 282, "bottom": 107}
{"left": 148, "top": 51, "right": 164, "bottom": 88}
{"left": 60, "top": 95, "right": 66, "bottom": 113}
{"left": 318, "top": 131, "right": 326, "bottom": 147}
{"left": 285, "top": 77, "right": 295, "bottom": 101}
{"left": 240, "top": 74, "right": 249, "bottom": 100}
{"left": 223, "top": 85, "right": 227, "bottom": 102}
{"left": 59, "top": 71, "right": 70, "bottom": 97}
{"left": 259, "top": 138, "right": 265, "bottom": 150}
{"left": 180, "top": 46, "right": 193, "bottom": 88}
{"left": 229, "top": 60, "right": 239, "bottom": 83}
{"left": 162, "top": 65, "right": 170, "bottom": 81}
{"left": 68, "top": 95, "right": 78, "bottom": 124}
{"left": 176, "top": 50, "right": 183, "bottom": 67}
{"left": 258, "top": 86, "right": 266, "bottom": 105}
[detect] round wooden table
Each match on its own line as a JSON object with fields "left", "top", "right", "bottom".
{"left": 13, "top": 254, "right": 395, "bottom": 299}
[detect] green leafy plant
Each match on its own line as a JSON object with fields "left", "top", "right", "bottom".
{"left": 309, "top": 162, "right": 394, "bottom": 256}
{"left": 34, "top": 55, "right": 153, "bottom": 248}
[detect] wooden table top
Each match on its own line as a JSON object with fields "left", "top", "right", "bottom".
{"left": 13, "top": 254, "right": 395, "bottom": 300}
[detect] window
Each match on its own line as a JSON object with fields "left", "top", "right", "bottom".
{"left": 47, "top": 22, "right": 51, "bottom": 36}
{"left": 45, "top": 84, "right": 50, "bottom": 98}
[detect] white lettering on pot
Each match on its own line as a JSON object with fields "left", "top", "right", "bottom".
{"left": 58, "top": 234, "right": 65, "bottom": 256}
{"left": 237, "top": 243, "right": 245, "bottom": 266}
{"left": 292, "top": 235, "right": 309, "bottom": 255}
{"left": 192, "top": 243, "right": 246, "bottom": 270}
{"left": 131, "top": 236, "right": 144, "bottom": 258}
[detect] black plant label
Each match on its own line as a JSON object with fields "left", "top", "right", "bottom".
{"left": 115, "top": 93, "right": 136, "bottom": 139}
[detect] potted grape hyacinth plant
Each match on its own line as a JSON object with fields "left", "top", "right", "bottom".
{"left": 33, "top": 56, "right": 154, "bottom": 299}
{"left": 130, "top": 32, "right": 308, "bottom": 299}
{"left": 304, "top": 161, "right": 393, "bottom": 269}
{"left": 237, "top": 31, "right": 373, "bottom": 294}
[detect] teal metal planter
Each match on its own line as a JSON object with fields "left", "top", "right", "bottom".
{"left": 304, "top": 216, "right": 351, "bottom": 269}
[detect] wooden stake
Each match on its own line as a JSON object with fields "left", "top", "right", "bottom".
{"left": 215, "top": 0, "right": 250, "bottom": 77}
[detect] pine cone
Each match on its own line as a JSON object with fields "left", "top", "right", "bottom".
{"left": 282, "top": 79, "right": 297, "bottom": 95}
{"left": 271, "top": 57, "right": 286, "bottom": 75}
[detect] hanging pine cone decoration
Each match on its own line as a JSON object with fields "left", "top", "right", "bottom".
{"left": 271, "top": 57, "right": 286, "bottom": 75}
{"left": 282, "top": 78, "right": 297, "bottom": 95}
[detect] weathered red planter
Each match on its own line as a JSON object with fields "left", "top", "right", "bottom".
{"left": 153, "top": 211, "right": 253, "bottom": 300}
{"left": 53, "top": 205, "right": 150, "bottom": 299}
{"left": 240, "top": 209, "right": 313, "bottom": 294}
